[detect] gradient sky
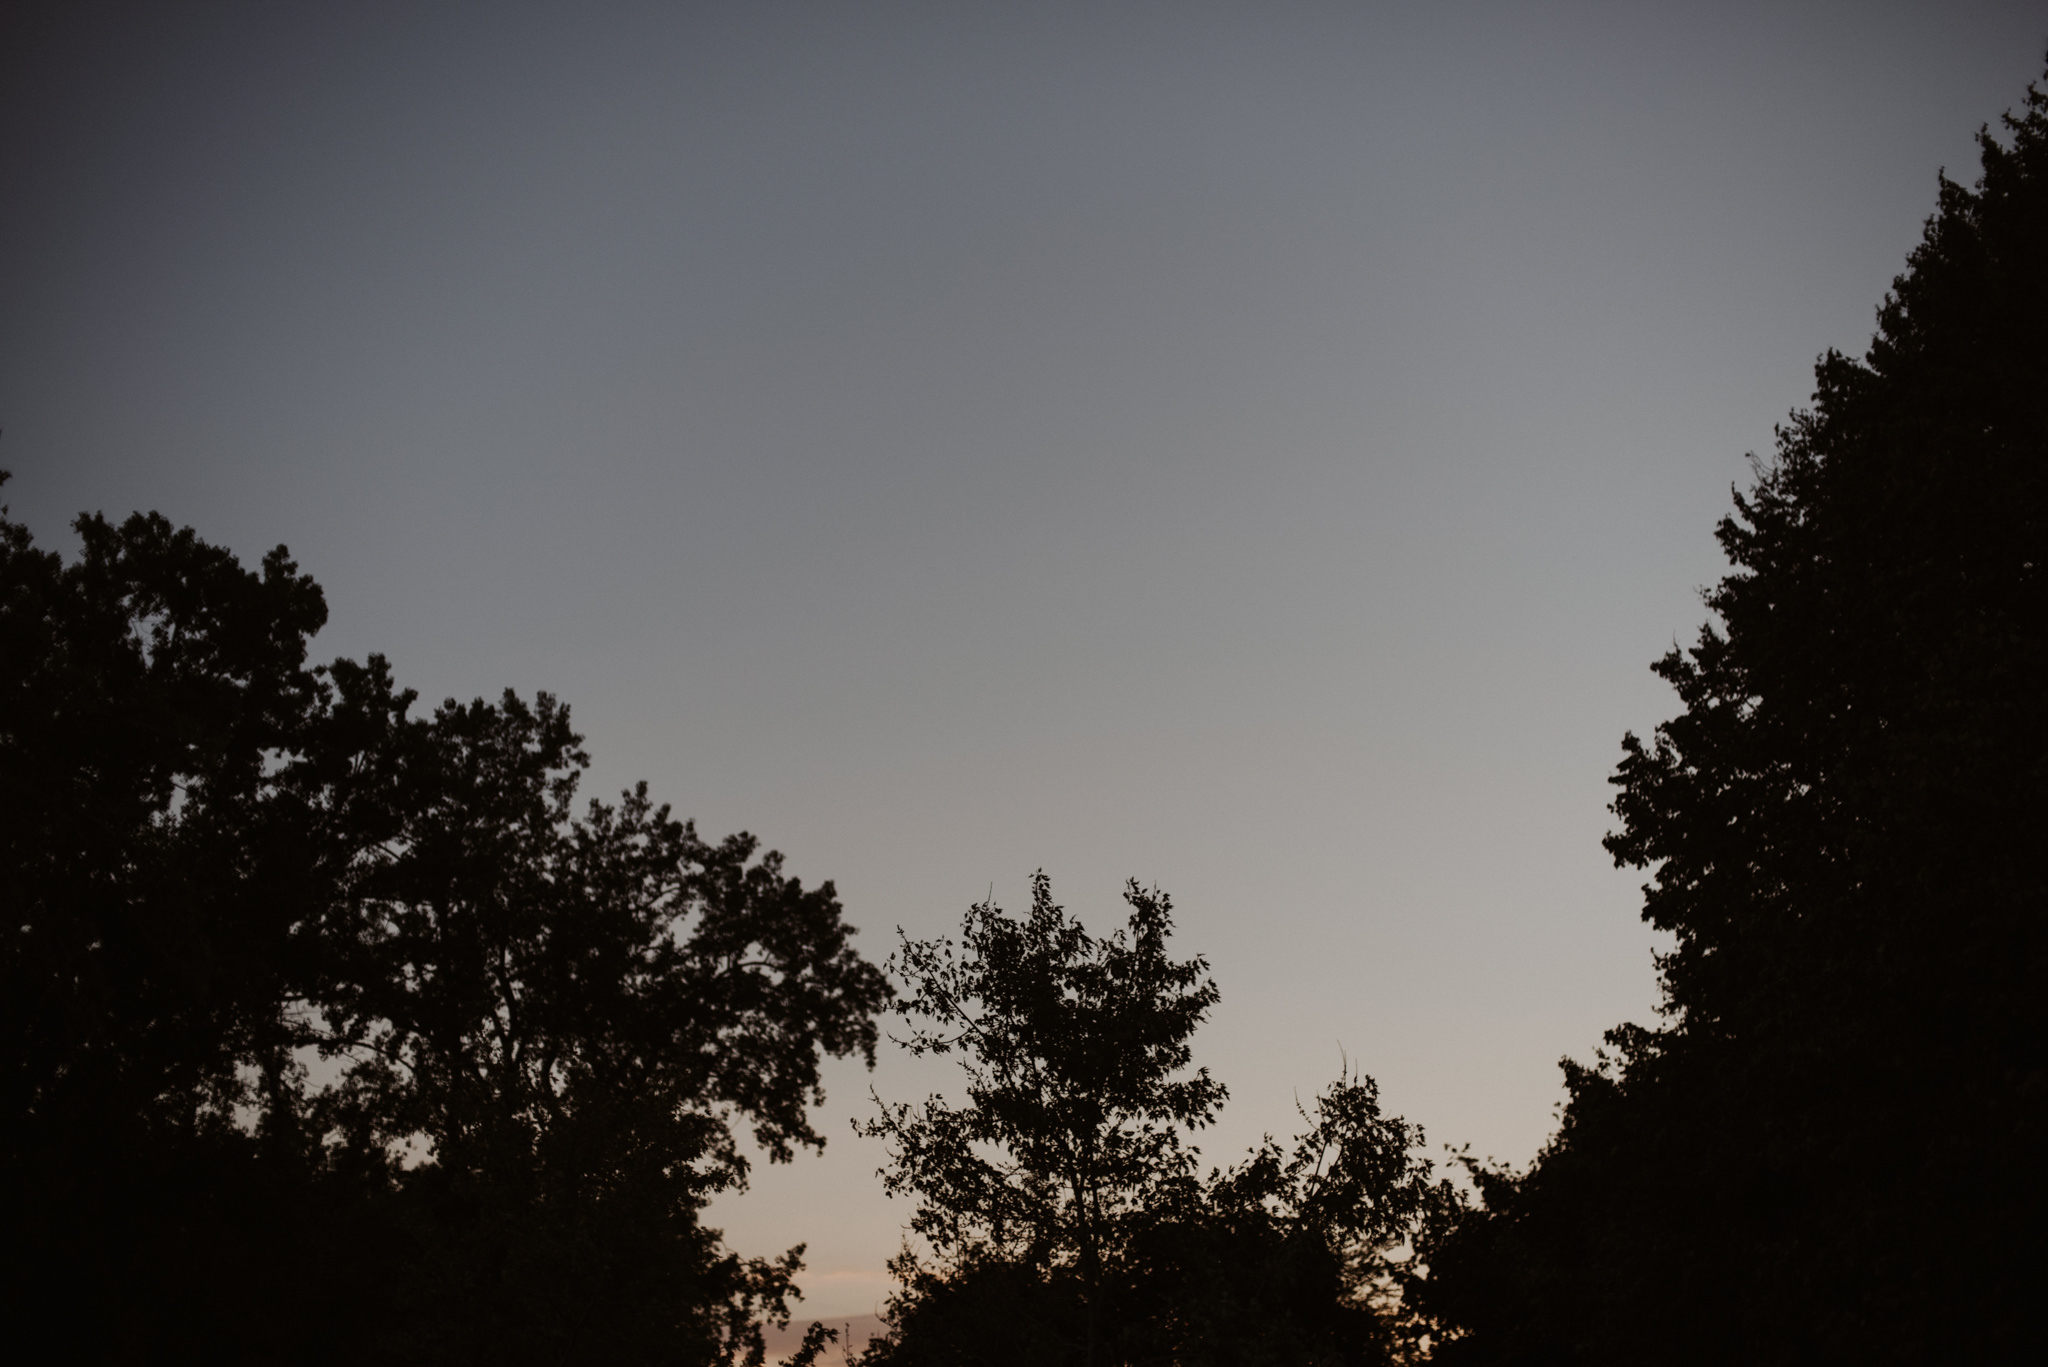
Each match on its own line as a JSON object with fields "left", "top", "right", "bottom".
{"left": 5, "top": 0, "right": 2041, "bottom": 1321}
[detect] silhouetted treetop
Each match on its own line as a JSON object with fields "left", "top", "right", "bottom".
{"left": 860, "top": 875, "right": 1451, "bottom": 1367}
{"left": 867, "top": 873, "right": 1225, "bottom": 1272}
{"left": 1410, "top": 63, "right": 2048, "bottom": 1366}
{"left": 0, "top": 474, "right": 887, "bottom": 1364}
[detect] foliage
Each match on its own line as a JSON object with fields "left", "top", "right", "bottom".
{"left": 0, "top": 485, "right": 889, "bottom": 1363}
{"left": 863, "top": 874, "right": 1225, "bottom": 1276}
{"left": 858, "top": 875, "right": 1451, "bottom": 1367}
{"left": 1409, "top": 68, "right": 2048, "bottom": 1364}
{"left": 1, "top": 500, "right": 353, "bottom": 1357}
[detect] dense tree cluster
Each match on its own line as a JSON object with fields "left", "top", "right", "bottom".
{"left": 857, "top": 876, "right": 1453, "bottom": 1367}
{"left": 1408, "top": 72, "right": 2048, "bottom": 1364}
{"left": 0, "top": 492, "right": 889, "bottom": 1364}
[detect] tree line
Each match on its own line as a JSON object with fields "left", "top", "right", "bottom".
{"left": 5, "top": 60, "right": 2043, "bottom": 1367}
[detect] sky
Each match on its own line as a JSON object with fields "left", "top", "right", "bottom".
{"left": 4, "top": 0, "right": 2042, "bottom": 1323}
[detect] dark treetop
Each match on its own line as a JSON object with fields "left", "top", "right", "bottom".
{"left": 1408, "top": 64, "right": 2048, "bottom": 1367}
{"left": 860, "top": 875, "right": 1452, "bottom": 1367}
{"left": 0, "top": 488, "right": 889, "bottom": 1365}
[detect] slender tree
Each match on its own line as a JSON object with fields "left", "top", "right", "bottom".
{"left": 862, "top": 874, "right": 1225, "bottom": 1366}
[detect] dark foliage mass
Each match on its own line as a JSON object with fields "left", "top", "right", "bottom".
{"left": 1408, "top": 72, "right": 2048, "bottom": 1364}
{"left": 0, "top": 492, "right": 889, "bottom": 1364}
{"left": 9, "top": 53, "right": 2041, "bottom": 1367}
{"left": 857, "top": 875, "right": 1454, "bottom": 1367}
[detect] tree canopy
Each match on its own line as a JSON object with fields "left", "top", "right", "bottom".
{"left": 1409, "top": 67, "right": 2048, "bottom": 1365}
{"left": 859, "top": 875, "right": 1451, "bottom": 1367}
{"left": 0, "top": 486, "right": 890, "bottom": 1364}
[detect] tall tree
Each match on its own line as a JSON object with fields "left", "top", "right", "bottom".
{"left": 1411, "top": 68, "right": 2048, "bottom": 1364}
{"left": 0, "top": 482, "right": 888, "bottom": 1364}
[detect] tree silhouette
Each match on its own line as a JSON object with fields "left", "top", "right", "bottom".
{"left": 1409, "top": 65, "right": 2048, "bottom": 1365}
{"left": 0, "top": 499, "right": 353, "bottom": 1358}
{"left": 861, "top": 874, "right": 1226, "bottom": 1366}
{"left": 860, "top": 875, "right": 1450, "bottom": 1366}
{"left": 0, "top": 484, "right": 888, "bottom": 1364}
{"left": 309, "top": 673, "right": 889, "bottom": 1363}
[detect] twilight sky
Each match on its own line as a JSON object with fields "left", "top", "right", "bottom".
{"left": 4, "top": 0, "right": 2041, "bottom": 1321}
